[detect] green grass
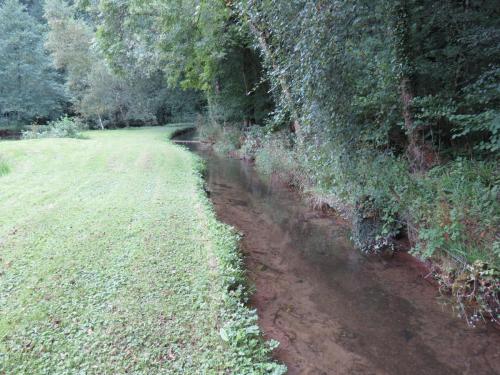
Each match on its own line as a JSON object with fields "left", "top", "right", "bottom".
{"left": 0, "top": 126, "right": 285, "bottom": 374}
{"left": 0, "top": 158, "right": 8, "bottom": 176}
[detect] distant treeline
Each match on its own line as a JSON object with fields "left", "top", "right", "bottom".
{"left": 0, "top": 0, "right": 203, "bottom": 129}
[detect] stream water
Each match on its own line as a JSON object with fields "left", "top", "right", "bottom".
{"left": 177, "top": 132, "right": 499, "bottom": 375}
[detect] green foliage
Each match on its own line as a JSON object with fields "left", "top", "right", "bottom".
{"left": 450, "top": 66, "right": 500, "bottom": 153}
{"left": 22, "top": 116, "right": 83, "bottom": 139}
{"left": 213, "top": 126, "right": 243, "bottom": 155}
{"left": 234, "top": 0, "right": 499, "bottom": 270}
{"left": 97, "top": 0, "right": 273, "bottom": 126}
{"left": 44, "top": 0, "right": 201, "bottom": 128}
{"left": 44, "top": 0, "right": 94, "bottom": 97}
{"left": 0, "top": 0, "right": 65, "bottom": 125}
{"left": 20, "top": 0, "right": 45, "bottom": 20}
{"left": 254, "top": 131, "right": 299, "bottom": 184}
{"left": 197, "top": 116, "right": 222, "bottom": 143}
{"left": 251, "top": 126, "right": 499, "bottom": 269}
{"left": 239, "top": 125, "right": 265, "bottom": 160}
{"left": 410, "top": 159, "right": 500, "bottom": 267}
{"left": 447, "top": 261, "right": 499, "bottom": 327}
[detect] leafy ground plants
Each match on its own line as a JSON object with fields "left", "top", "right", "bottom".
{"left": 0, "top": 126, "right": 285, "bottom": 374}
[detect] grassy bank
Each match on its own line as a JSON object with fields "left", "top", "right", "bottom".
{"left": 0, "top": 126, "right": 285, "bottom": 374}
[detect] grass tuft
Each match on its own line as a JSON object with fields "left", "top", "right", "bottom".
{"left": 0, "top": 157, "right": 9, "bottom": 176}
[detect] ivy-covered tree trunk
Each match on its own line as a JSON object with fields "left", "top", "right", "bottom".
{"left": 400, "top": 76, "right": 426, "bottom": 171}
{"left": 393, "top": 0, "right": 437, "bottom": 172}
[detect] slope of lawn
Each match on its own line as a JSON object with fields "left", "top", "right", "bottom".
{"left": 0, "top": 126, "right": 285, "bottom": 374}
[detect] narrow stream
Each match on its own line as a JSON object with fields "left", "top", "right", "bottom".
{"left": 178, "top": 132, "right": 499, "bottom": 375}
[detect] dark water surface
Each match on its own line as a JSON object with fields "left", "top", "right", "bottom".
{"left": 177, "top": 132, "right": 499, "bottom": 375}
{"left": 0, "top": 130, "right": 21, "bottom": 140}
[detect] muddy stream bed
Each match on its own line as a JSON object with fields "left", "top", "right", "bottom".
{"left": 177, "top": 132, "right": 499, "bottom": 375}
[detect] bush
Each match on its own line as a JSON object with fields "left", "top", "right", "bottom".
{"left": 197, "top": 116, "right": 222, "bottom": 143}
{"left": 254, "top": 131, "right": 302, "bottom": 185}
{"left": 239, "top": 126, "right": 265, "bottom": 160}
{"left": 22, "top": 117, "right": 83, "bottom": 139}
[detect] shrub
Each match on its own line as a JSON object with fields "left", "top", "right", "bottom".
{"left": 239, "top": 126, "right": 265, "bottom": 160}
{"left": 22, "top": 117, "right": 83, "bottom": 139}
{"left": 254, "top": 131, "right": 302, "bottom": 185}
{"left": 197, "top": 116, "right": 222, "bottom": 144}
{"left": 445, "top": 260, "right": 499, "bottom": 326}
{"left": 213, "top": 126, "right": 243, "bottom": 155}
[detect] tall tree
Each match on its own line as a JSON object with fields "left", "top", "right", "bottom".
{"left": 44, "top": 0, "right": 94, "bottom": 106}
{"left": 0, "top": 0, "right": 65, "bottom": 125}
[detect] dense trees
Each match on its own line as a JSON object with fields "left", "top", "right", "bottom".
{"left": 96, "top": 0, "right": 498, "bottom": 155}
{"left": 240, "top": 0, "right": 499, "bottom": 155}
{"left": 0, "top": 0, "right": 200, "bottom": 129}
{"left": 44, "top": 0, "right": 201, "bottom": 128}
{"left": 0, "top": 0, "right": 65, "bottom": 126}
{"left": 98, "top": 0, "right": 272, "bottom": 125}
{"left": 235, "top": 2, "right": 499, "bottom": 296}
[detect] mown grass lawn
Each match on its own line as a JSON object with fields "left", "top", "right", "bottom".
{"left": 0, "top": 127, "right": 284, "bottom": 374}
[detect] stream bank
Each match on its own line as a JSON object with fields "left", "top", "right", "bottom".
{"left": 176, "top": 131, "right": 500, "bottom": 375}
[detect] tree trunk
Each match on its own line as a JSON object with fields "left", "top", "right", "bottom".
{"left": 394, "top": 1, "right": 436, "bottom": 172}
{"left": 97, "top": 114, "right": 104, "bottom": 130}
{"left": 401, "top": 77, "right": 426, "bottom": 171}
